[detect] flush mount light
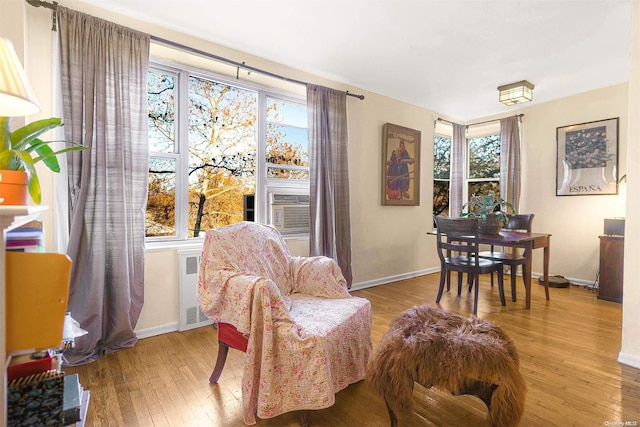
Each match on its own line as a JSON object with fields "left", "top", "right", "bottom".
{"left": 497, "top": 80, "right": 534, "bottom": 106}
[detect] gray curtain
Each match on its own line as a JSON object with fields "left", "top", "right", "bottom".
{"left": 57, "top": 7, "right": 150, "bottom": 365}
{"left": 449, "top": 123, "right": 466, "bottom": 217}
{"left": 499, "top": 116, "right": 522, "bottom": 212}
{"left": 306, "top": 84, "right": 353, "bottom": 287}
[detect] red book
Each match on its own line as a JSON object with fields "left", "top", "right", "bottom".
{"left": 7, "top": 350, "right": 54, "bottom": 381}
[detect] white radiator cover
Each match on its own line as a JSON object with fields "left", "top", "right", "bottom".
{"left": 178, "top": 249, "right": 214, "bottom": 331}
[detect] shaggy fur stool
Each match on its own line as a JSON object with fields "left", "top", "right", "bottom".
{"left": 367, "top": 304, "right": 526, "bottom": 427}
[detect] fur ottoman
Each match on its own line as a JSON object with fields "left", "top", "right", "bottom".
{"left": 367, "top": 304, "right": 526, "bottom": 427}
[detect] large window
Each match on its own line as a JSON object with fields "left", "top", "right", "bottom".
{"left": 467, "top": 134, "right": 500, "bottom": 197}
{"left": 146, "top": 64, "right": 308, "bottom": 240}
{"left": 432, "top": 127, "right": 501, "bottom": 217}
{"left": 433, "top": 134, "right": 451, "bottom": 217}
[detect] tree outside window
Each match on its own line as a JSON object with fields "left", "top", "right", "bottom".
{"left": 146, "top": 66, "right": 308, "bottom": 240}
{"left": 432, "top": 131, "right": 501, "bottom": 218}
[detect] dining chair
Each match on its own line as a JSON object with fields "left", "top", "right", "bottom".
{"left": 434, "top": 216, "right": 506, "bottom": 314}
{"left": 478, "top": 214, "right": 535, "bottom": 302}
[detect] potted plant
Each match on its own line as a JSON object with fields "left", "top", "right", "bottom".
{"left": 460, "top": 190, "right": 515, "bottom": 234}
{"left": 0, "top": 116, "right": 87, "bottom": 205}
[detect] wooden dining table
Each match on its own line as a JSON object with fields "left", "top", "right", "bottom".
{"left": 478, "top": 231, "right": 551, "bottom": 309}
{"left": 429, "top": 230, "right": 552, "bottom": 309}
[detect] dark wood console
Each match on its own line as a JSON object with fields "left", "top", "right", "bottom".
{"left": 598, "top": 235, "right": 623, "bottom": 303}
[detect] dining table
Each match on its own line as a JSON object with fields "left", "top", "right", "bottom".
{"left": 429, "top": 229, "right": 552, "bottom": 309}
{"left": 477, "top": 231, "right": 551, "bottom": 309}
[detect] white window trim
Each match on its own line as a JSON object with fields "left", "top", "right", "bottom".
{"left": 146, "top": 58, "right": 309, "bottom": 242}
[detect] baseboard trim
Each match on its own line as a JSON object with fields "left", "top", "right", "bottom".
{"left": 350, "top": 267, "right": 440, "bottom": 291}
{"left": 618, "top": 351, "right": 640, "bottom": 369}
{"left": 135, "top": 322, "right": 178, "bottom": 339}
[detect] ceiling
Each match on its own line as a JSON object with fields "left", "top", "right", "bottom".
{"left": 75, "top": 0, "right": 632, "bottom": 121}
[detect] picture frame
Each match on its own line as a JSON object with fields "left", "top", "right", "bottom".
{"left": 556, "top": 117, "right": 619, "bottom": 196}
{"left": 382, "top": 123, "right": 421, "bottom": 206}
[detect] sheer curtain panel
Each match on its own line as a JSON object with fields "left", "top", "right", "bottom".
{"left": 57, "top": 6, "right": 150, "bottom": 365}
{"left": 306, "top": 84, "right": 353, "bottom": 287}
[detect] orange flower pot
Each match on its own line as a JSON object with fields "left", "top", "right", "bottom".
{"left": 0, "top": 170, "right": 29, "bottom": 205}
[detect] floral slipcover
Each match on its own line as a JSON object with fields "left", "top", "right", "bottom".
{"left": 197, "top": 222, "right": 372, "bottom": 425}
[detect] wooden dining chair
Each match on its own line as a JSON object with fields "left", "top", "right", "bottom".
{"left": 434, "top": 216, "right": 506, "bottom": 314}
{"left": 478, "top": 214, "right": 535, "bottom": 302}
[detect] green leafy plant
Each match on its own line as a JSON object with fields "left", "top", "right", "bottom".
{"left": 0, "top": 116, "right": 88, "bottom": 204}
{"left": 460, "top": 190, "right": 514, "bottom": 225}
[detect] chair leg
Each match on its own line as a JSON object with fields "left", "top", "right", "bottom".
{"left": 497, "top": 269, "right": 506, "bottom": 306}
{"left": 511, "top": 267, "right": 517, "bottom": 302}
{"left": 473, "top": 274, "right": 480, "bottom": 314}
{"left": 446, "top": 270, "right": 451, "bottom": 291}
{"left": 458, "top": 273, "right": 464, "bottom": 295}
{"left": 436, "top": 268, "right": 447, "bottom": 303}
{"left": 209, "top": 341, "right": 230, "bottom": 384}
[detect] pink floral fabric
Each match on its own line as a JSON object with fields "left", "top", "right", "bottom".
{"left": 198, "top": 222, "right": 372, "bottom": 424}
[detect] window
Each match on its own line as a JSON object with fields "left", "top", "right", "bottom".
{"left": 433, "top": 134, "right": 451, "bottom": 217}
{"left": 432, "top": 125, "right": 501, "bottom": 217}
{"left": 146, "top": 63, "right": 308, "bottom": 240}
{"left": 467, "top": 134, "right": 501, "bottom": 197}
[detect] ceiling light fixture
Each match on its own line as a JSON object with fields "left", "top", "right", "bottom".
{"left": 497, "top": 80, "right": 534, "bottom": 106}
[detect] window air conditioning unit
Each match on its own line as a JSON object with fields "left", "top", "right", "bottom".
{"left": 269, "top": 193, "right": 310, "bottom": 234}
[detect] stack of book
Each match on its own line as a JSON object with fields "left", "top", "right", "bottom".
{"left": 6, "top": 351, "right": 89, "bottom": 426}
{"left": 6, "top": 220, "right": 44, "bottom": 252}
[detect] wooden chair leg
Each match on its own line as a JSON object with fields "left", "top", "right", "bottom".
{"left": 436, "top": 268, "right": 447, "bottom": 303}
{"left": 209, "top": 341, "right": 229, "bottom": 384}
{"left": 473, "top": 274, "right": 480, "bottom": 314}
{"left": 497, "top": 270, "right": 506, "bottom": 306}
{"left": 511, "top": 267, "right": 517, "bottom": 302}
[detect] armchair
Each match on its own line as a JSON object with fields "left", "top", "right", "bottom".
{"left": 198, "top": 222, "right": 372, "bottom": 425}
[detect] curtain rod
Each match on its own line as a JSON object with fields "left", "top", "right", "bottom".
{"left": 26, "top": 0, "right": 58, "bottom": 30}
{"left": 436, "top": 114, "right": 524, "bottom": 128}
{"left": 25, "top": 0, "right": 365, "bottom": 100}
{"left": 150, "top": 36, "right": 365, "bottom": 100}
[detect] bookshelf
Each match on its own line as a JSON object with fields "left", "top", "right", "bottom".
{"left": 1, "top": 206, "right": 48, "bottom": 425}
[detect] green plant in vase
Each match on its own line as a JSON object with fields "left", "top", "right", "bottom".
{"left": 460, "top": 190, "right": 515, "bottom": 234}
{"left": 0, "top": 116, "right": 87, "bottom": 204}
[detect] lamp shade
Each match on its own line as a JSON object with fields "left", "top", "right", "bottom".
{"left": 0, "top": 37, "right": 40, "bottom": 116}
{"left": 497, "top": 80, "right": 534, "bottom": 106}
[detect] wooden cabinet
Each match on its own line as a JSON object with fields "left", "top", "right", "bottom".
{"left": 598, "top": 235, "right": 624, "bottom": 303}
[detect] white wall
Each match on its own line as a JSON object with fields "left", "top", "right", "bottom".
{"left": 620, "top": 0, "right": 640, "bottom": 368}
{"left": 10, "top": 0, "right": 640, "bottom": 367}
{"left": 520, "top": 84, "right": 628, "bottom": 281}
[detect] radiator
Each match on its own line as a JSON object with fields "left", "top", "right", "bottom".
{"left": 178, "top": 249, "right": 214, "bottom": 331}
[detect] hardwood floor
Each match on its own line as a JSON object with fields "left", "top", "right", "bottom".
{"left": 64, "top": 274, "right": 640, "bottom": 426}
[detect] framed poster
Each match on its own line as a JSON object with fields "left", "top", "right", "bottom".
{"left": 556, "top": 117, "right": 619, "bottom": 196}
{"left": 382, "top": 123, "right": 420, "bottom": 206}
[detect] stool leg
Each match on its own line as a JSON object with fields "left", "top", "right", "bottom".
{"left": 384, "top": 400, "right": 399, "bottom": 427}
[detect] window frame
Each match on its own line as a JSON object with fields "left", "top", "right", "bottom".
{"left": 432, "top": 121, "right": 502, "bottom": 217}
{"left": 146, "top": 59, "right": 309, "bottom": 243}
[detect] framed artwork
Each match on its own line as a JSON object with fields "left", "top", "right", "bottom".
{"left": 382, "top": 123, "right": 421, "bottom": 206}
{"left": 556, "top": 117, "right": 619, "bottom": 196}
